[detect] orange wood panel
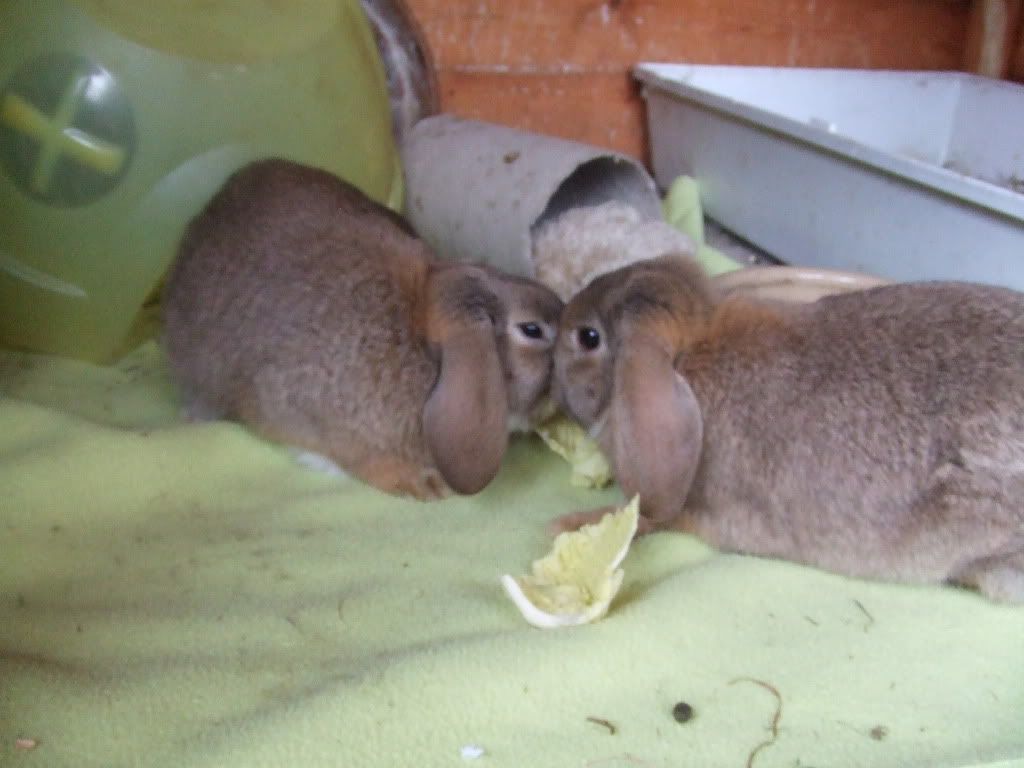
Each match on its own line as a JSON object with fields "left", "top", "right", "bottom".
{"left": 1012, "top": 6, "right": 1024, "bottom": 79}
{"left": 407, "top": 0, "right": 972, "bottom": 160}
{"left": 438, "top": 71, "right": 643, "bottom": 157}
{"left": 963, "top": 0, "right": 1022, "bottom": 77}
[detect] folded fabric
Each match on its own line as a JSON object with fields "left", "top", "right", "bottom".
{"left": 663, "top": 175, "right": 743, "bottom": 276}
{"left": 2, "top": 342, "right": 1023, "bottom": 767}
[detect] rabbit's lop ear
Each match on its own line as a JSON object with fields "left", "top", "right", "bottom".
{"left": 609, "top": 334, "right": 703, "bottom": 524}
{"left": 423, "top": 277, "right": 510, "bottom": 495}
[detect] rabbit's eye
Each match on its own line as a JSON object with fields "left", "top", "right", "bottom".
{"left": 518, "top": 322, "right": 544, "bottom": 339}
{"left": 578, "top": 327, "right": 601, "bottom": 350}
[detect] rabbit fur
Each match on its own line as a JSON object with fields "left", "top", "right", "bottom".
{"left": 163, "top": 159, "right": 562, "bottom": 500}
{"left": 553, "top": 255, "right": 1024, "bottom": 603}
{"left": 531, "top": 200, "right": 698, "bottom": 302}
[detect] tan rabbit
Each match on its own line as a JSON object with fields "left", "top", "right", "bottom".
{"left": 163, "top": 159, "right": 562, "bottom": 500}
{"left": 553, "top": 255, "right": 1024, "bottom": 603}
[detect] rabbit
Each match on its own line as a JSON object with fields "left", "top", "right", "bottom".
{"left": 163, "top": 158, "right": 562, "bottom": 500}
{"left": 552, "top": 255, "right": 1024, "bottom": 603}
{"left": 531, "top": 200, "right": 697, "bottom": 302}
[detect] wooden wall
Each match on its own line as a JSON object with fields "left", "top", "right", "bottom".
{"left": 964, "top": 0, "right": 1024, "bottom": 78}
{"left": 405, "top": 0, "right": 973, "bottom": 161}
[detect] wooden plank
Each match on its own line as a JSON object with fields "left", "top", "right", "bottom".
{"left": 963, "top": 0, "right": 1023, "bottom": 77}
{"left": 411, "top": 0, "right": 968, "bottom": 70}
{"left": 439, "top": 71, "right": 645, "bottom": 158}
{"left": 406, "top": 0, "right": 973, "bottom": 160}
{"left": 1010, "top": 2, "right": 1024, "bottom": 79}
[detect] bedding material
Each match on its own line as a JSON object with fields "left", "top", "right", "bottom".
{"left": 2, "top": 341, "right": 1023, "bottom": 767}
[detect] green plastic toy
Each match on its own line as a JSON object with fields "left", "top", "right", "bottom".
{"left": 0, "top": 0, "right": 402, "bottom": 361}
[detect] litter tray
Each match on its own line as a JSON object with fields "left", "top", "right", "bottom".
{"left": 635, "top": 64, "right": 1024, "bottom": 290}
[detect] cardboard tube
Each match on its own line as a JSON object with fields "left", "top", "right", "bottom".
{"left": 401, "top": 115, "right": 662, "bottom": 277}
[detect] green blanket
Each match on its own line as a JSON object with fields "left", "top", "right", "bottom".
{"left": 2, "top": 342, "right": 1023, "bottom": 767}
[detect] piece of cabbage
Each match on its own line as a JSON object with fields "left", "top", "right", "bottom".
{"left": 535, "top": 415, "right": 613, "bottom": 489}
{"left": 501, "top": 496, "right": 639, "bottom": 628}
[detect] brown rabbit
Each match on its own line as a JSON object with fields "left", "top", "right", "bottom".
{"left": 163, "top": 159, "right": 562, "bottom": 499}
{"left": 553, "top": 255, "right": 1024, "bottom": 603}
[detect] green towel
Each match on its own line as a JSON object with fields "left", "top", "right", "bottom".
{"left": 663, "top": 176, "right": 743, "bottom": 277}
{"left": 2, "top": 342, "right": 1023, "bottom": 767}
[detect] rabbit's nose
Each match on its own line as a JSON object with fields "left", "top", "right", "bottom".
{"left": 553, "top": 385, "right": 594, "bottom": 428}
{"left": 549, "top": 377, "right": 565, "bottom": 409}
